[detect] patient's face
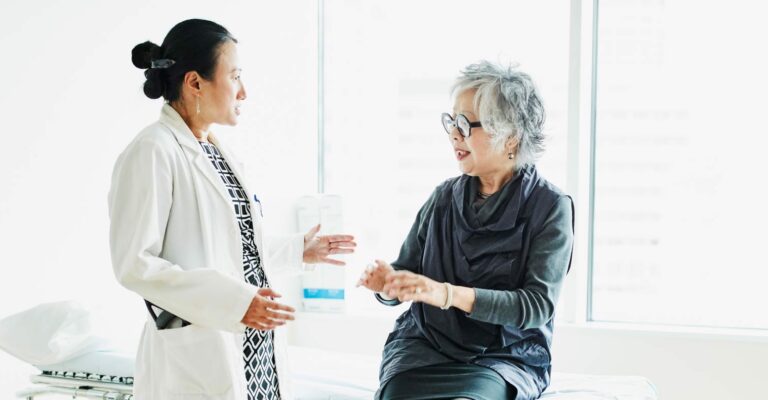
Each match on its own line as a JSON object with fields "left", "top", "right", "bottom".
{"left": 448, "top": 89, "right": 509, "bottom": 177}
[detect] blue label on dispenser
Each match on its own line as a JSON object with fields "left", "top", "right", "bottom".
{"left": 303, "top": 288, "right": 345, "bottom": 300}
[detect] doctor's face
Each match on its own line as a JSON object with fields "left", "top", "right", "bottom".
{"left": 199, "top": 40, "right": 247, "bottom": 126}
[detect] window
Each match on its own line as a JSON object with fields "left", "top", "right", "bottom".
{"left": 591, "top": 0, "right": 768, "bottom": 329}
{"left": 321, "top": 0, "right": 572, "bottom": 311}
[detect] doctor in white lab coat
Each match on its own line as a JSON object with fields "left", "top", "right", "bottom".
{"left": 109, "top": 19, "right": 355, "bottom": 400}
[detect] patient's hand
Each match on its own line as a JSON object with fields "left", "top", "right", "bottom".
{"left": 356, "top": 259, "right": 394, "bottom": 293}
{"left": 241, "top": 288, "right": 296, "bottom": 330}
{"left": 302, "top": 224, "right": 357, "bottom": 266}
{"left": 382, "top": 270, "right": 448, "bottom": 308}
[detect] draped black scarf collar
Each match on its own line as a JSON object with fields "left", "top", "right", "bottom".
{"left": 452, "top": 165, "right": 540, "bottom": 233}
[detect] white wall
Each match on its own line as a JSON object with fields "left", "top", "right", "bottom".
{"left": 0, "top": 0, "right": 317, "bottom": 394}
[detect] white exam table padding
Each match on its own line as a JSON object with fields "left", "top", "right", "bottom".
{"left": 289, "top": 346, "right": 658, "bottom": 400}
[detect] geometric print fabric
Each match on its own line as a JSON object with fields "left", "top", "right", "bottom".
{"left": 200, "top": 141, "right": 280, "bottom": 400}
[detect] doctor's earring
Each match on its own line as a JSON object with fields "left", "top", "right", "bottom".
{"left": 196, "top": 97, "right": 201, "bottom": 115}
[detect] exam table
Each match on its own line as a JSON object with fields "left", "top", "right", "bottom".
{"left": 14, "top": 346, "right": 657, "bottom": 399}
{"left": 1, "top": 302, "right": 657, "bottom": 399}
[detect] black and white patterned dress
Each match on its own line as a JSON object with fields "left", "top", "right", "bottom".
{"left": 200, "top": 141, "right": 280, "bottom": 400}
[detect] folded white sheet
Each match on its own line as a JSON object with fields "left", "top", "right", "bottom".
{"left": 0, "top": 300, "right": 112, "bottom": 365}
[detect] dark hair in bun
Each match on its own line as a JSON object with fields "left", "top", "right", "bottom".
{"left": 131, "top": 41, "right": 165, "bottom": 99}
{"left": 131, "top": 19, "right": 237, "bottom": 101}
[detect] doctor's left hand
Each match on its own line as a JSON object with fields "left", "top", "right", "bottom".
{"left": 241, "top": 288, "right": 296, "bottom": 331}
{"left": 302, "top": 224, "right": 357, "bottom": 266}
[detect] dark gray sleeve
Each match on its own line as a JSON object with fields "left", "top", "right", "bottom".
{"left": 375, "top": 189, "right": 439, "bottom": 306}
{"left": 391, "top": 189, "right": 439, "bottom": 273}
{"left": 468, "top": 196, "right": 574, "bottom": 329}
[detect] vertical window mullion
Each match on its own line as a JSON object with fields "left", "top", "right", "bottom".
{"left": 586, "top": 0, "right": 600, "bottom": 322}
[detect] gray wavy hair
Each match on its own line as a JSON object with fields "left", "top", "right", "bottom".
{"left": 451, "top": 61, "right": 546, "bottom": 169}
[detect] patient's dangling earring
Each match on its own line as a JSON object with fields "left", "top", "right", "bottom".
{"left": 196, "top": 97, "right": 201, "bottom": 115}
{"left": 508, "top": 152, "right": 515, "bottom": 160}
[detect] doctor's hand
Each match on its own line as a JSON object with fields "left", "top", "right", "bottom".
{"left": 241, "top": 288, "right": 295, "bottom": 331}
{"left": 302, "top": 224, "right": 357, "bottom": 266}
{"left": 356, "top": 259, "right": 395, "bottom": 293}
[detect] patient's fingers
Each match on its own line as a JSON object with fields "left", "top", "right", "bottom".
{"left": 393, "top": 286, "right": 428, "bottom": 301}
{"left": 384, "top": 274, "right": 430, "bottom": 300}
{"left": 357, "top": 265, "right": 384, "bottom": 290}
{"left": 374, "top": 259, "right": 394, "bottom": 270}
{"left": 384, "top": 273, "right": 422, "bottom": 291}
{"left": 356, "top": 268, "right": 372, "bottom": 287}
{"left": 399, "top": 291, "right": 428, "bottom": 303}
{"left": 396, "top": 283, "right": 430, "bottom": 302}
{"left": 384, "top": 270, "right": 415, "bottom": 283}
{"left": 354, "top": 261, "right": 393, "bottom": 292}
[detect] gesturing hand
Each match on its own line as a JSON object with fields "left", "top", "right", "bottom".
{"left": 356, "top": 259, "right": 395, "bottom": 293}
{"left": 241, "top": 288, "right": 295, "bottom": 330}
{"left": 302, "top": 224, "right": 357, "bottom": 266}
{"left": 382, "top": 270, "right": 448, "bottom": 309}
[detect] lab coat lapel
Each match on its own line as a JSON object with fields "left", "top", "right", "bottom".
{"left": 158, "top": 104, "right": 231, "bottom": 207}
{"left": 191, "top": 145, "right": 232, "bottom": 206}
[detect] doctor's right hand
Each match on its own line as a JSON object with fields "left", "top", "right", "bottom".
{"left": 241, "top": 288, "right": 295, "bottom": 330}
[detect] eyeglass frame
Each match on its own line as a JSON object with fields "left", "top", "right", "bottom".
{"left": 441, "top": 113, "right": 483, "bottom": 138}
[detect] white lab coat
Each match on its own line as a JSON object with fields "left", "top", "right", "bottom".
{"left": 108, "top": 104, "right": 303, "bottom": 400}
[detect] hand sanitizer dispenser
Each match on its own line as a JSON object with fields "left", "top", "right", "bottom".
{"left": 296, "top": 194, "right": 346, "bottom": 313}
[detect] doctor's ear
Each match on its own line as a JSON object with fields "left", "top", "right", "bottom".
{"left": 182, "top": 70, "right": 203, "bottom": 93}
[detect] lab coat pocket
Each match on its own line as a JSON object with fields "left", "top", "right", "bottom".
{"left": 158, "top": 324, "right": 234, "bottom": 395}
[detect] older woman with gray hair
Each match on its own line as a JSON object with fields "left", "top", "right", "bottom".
{"left": 358, "top": 61, "right": 574, "bottom": 400}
